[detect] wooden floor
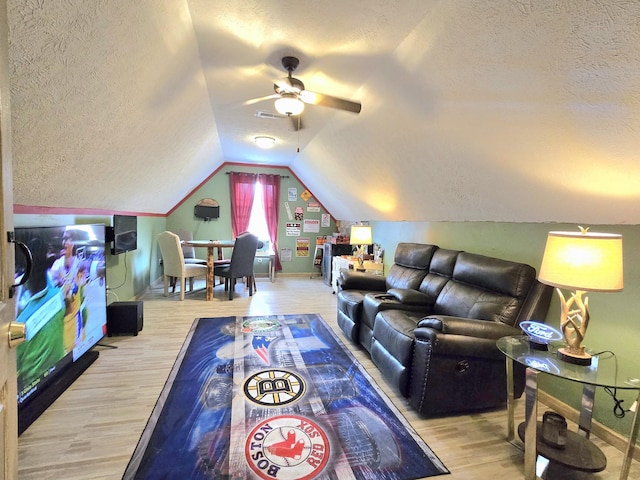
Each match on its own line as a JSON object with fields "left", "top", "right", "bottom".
{"left": 17, "top": 276, "right": 640, "bottom": 479}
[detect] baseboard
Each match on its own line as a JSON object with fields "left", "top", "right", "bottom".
{"left": 539, "top": 390, "right": 640, "bottom": 461}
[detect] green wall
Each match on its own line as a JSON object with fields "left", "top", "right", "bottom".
{"left": 372, "top": 220, "right": 640, "bottom": 437}
{"left": 166, "top": 164, "right": 337, "bottom": 275}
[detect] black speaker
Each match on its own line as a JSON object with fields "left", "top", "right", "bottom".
{"left": 107, "top": 301, "right": 143, "bottom": 336}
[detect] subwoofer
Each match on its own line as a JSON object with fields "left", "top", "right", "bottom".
{"left": 107, "top": 301, "right": 143, "bottom": 336}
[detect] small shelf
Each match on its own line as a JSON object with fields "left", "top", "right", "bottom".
{"left": 517, "top": 421, "right": 606, "bottom": 473}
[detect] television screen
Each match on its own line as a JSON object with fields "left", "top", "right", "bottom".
{"left": 194, "top": 204, "right": 219, "bottom": 220}
{"left": 14, "top": 224, "right": 107, "bottom": 406}
{"left": 112, "top": 214, "right": 137, "bottom": 255}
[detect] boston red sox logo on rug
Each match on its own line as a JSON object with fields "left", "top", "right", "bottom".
{"left": 246, "top": 415, "right": 330, "bottom": 480}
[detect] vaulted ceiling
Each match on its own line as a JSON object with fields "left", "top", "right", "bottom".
{"left": 8, "top": 1, "right": 640, "bottom": 224}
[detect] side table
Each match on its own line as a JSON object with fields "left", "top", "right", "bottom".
{"left": 497, "top": 336, "right": 640, "bottom": 480}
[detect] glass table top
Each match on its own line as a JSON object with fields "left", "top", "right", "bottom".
{"left": 497, "top": 336, "right": 640, "bottom": 390}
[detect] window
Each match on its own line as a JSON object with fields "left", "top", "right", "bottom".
{"left": 247, "top": 181, "right": 270, "bottom": 242}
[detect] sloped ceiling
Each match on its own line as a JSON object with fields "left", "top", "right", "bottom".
{"left": 8, "top": 1, "right": 640, "bottom": 224}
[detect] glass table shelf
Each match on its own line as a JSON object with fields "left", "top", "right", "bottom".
{"left": 497, "top": 336, "right": 640, "bottom": 390}
{"left": 497, "top": 336, "right": 640, "bottom": 480}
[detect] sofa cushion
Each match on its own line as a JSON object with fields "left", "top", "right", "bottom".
{"left": 434, "top": 282, "right": 522, "bottom": 324}
{"left": 394, "top": 243, "right": 438, "bottom": 269}
{"left": 432, "top": 252, "right": 537, "bottom": 326}
{"left": 452, "top": 252, "right": 536, "bottom": 299}
{"left": 384, "top": 243, "right": 438, "bottom": 291}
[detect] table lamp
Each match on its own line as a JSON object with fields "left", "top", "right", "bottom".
{"left": 538, "top": 227, "right": 623, "bottom": 366}
{"left": 350, "top": 225, "right": 373, "bottom": 268}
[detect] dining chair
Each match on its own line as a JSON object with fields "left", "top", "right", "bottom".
{"left": 213, "top": 236, "right": 264, "bottom": 291}
{"left": 157, "top": 231, "right": 208, "bottom": 300}
{"left": 177, "top": 230, "right": 207, "bottom": 264}
{"left": 165, "top": 230, "right": 207, "bottom": 292}
{"left": 213, "top": 232, "right": 259, "bottom": 300}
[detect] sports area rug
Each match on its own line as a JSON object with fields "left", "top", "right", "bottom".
{"left": 123, "top": 314, "right": 448, "bottom": 480}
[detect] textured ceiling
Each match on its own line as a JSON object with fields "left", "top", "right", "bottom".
{"left": 7, "top": 1, "right": 640, "bottom": 223}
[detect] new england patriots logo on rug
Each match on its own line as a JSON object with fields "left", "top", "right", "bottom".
{"left": 242, "top": 317, "right": 281, "bottom": 365}
{"left": 252, "top": 335, "right": 277, "bottom": 364}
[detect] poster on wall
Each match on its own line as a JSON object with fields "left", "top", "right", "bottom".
{"left": 301, "top": 190, "right": 312, "bottom": 202}
{"left": 284, "top": 202, "right": 293, "bottom": 220}
{"left": 288, "top": 188, "right": 297, "bottom": 201}
{"left": 286, "top": 223, "right": 301, "bottom": 236}
{"left": 296, "top": 238, "right": 310, "bottom": 257}
{"left": 280, "top": 248, "right": 292, "bottom": 262}
{"left": 307, "top": 202, "right": 321, "bottom": 213}
{"left": 294, "top": 206, "right": 304, "bottom": 221}
{"left": 321, "top": 213, "right": 330, "bottom": 228}
{"left": 303, "top": 219, "right": 320, "bottom": 233}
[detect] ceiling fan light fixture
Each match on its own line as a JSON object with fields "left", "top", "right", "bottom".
{"left": 275, "top": 93, "right": 304, "bottom": 116}
{"left": 254, "top": 136, "right": 276, "bottom": 149}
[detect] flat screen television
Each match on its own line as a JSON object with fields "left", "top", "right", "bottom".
{"left": 111, "top": 214, "right": 137, "bottom": 255}
{"left": 194, "top": 204, "right": 219, "bottom": 221}
{"left": 14, "top": 224, "right": 107, "bottom": 433}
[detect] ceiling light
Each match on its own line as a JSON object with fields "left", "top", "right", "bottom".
{"left": 274, "top": 93, "right": 304, "bottom": 116}
{"left": 254, "top": 136, "right": 276, "bottom": 149}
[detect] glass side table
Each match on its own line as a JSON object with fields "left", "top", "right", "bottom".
{"left": 497, "top": 336, "right": 640, "bottom": 480}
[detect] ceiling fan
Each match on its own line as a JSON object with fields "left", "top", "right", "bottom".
{"left": 247, "top": 56, "right": 362, "bottom": 129}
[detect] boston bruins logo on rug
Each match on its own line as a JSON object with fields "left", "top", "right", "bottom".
{"left": 246, "top": 414, "right": 330, "bottom": 480}
{"left": 244, "top": 369, "right": 306, "bottom": 407}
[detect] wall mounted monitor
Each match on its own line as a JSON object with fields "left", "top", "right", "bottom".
{"left": 194, "top": 205, "right": 219, "bottom": 221}
{"left": 111, "top": 214, "right": 137, "bottom": 255}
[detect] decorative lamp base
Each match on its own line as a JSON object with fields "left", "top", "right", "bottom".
{"left": 557, "top": 347, "right": 592, "bottom": 366}
{"left": 528, "top": 339, "right": 549, "bottom": 351}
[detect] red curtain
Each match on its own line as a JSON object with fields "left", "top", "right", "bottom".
{"left": 259, "top": 173, "right": 282, "bottom": 271}
{"left": 229, "top": 172, "right": 256, "bottom": 238}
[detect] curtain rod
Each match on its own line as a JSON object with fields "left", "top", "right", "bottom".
{"left": 226, "top": 171, "right": 289, "bottom": 178}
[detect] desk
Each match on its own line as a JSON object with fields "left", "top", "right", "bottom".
{"left": 182, "top": 240, "right": 234, "bottom": 300}
{"left": 497, "top": 336, "right": 640, "bottom": 480}
{"left": 255, "top": 250, "right": 276, "bottom": 282}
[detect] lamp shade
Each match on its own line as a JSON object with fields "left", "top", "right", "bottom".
{"left": 274, "top": 93, "right": 304, "bottom": 116}
{"left": 349, "top": 225, "right": 373, "bottom": 246}
{"left": 538, "top": 231, "right": 623, "bottom": 292}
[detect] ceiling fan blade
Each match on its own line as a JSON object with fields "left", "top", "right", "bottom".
{"left": 243, "top": 94, "right": 279, "bottom": 106}
{"left": 299, "top": 90, "right": 361, "bottom": 114}
{"left": 290, "top": 114, "right": 303, "bottom": 131}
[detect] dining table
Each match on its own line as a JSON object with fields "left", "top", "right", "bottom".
{"left": 181, "top": 239, "right": 235, "bottom": 300}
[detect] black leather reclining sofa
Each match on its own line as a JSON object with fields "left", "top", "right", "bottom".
{"left": 336, "top": 242, "right": 552, "bottom": 416}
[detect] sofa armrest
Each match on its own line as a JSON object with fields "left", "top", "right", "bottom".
{"left": 417, "top": 315, "right": 521, "bottom": 341}
{"left": 386, "top": 288, "right": 431, "bottom": 306}
{"left": 339, "top": 270, "right": 386, "bottom": 291}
